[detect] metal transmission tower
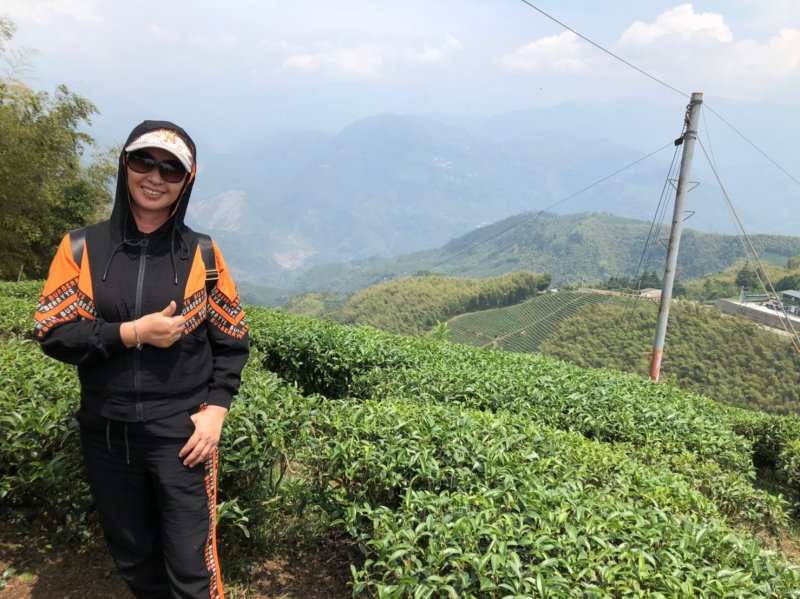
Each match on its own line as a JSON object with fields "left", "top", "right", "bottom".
{"left": 649, "top": 92, "right": 703, "bottom": 382}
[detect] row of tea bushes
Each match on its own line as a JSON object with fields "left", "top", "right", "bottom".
{"left": 247, "top": 308, "right": 743, "bottom": 464}
{"left": 0, "top": 338, "right": 89, "bottom": 534}
{"left": 0, "top": 334, "right": 316, "bottom": 550}
{"left": 245, "top": 307, "right": 800, "bottom": 528}
{"left": 3, "top": 281, "right": 800, "bottom": 594}
{"left": 299, "top": 397, "right": 800, "bottom": 597}
{"left": 4, "top": 288, "right": 800, "bottom": 525}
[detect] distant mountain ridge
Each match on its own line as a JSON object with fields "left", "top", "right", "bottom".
{"left": 287, "top": 212, "right": 800, "bottom": 294}
{"left": 184, "top": 104, "right": 800, "bottom": 289}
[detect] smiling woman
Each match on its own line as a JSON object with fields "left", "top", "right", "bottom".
{"left": 33, "top": 120, "right": 250, "bottom": 599}
{"left": 126, "top": 147, "right": 189, "bottom": 231}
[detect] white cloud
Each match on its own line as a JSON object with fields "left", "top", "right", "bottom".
{"left": 730, "top": 28, "right": 800, "bottom": 81}
{"left": 407, "top": 34, "right": 463, "bottom": 64}
{"left": 501, "top": 31, "right": 588, "bottom": 73}
{"left": 2, "top": 0, "right": 101, "bottom": 24}
{"left": 614, "top": 4, "right": 800, "bottom": 94}
{"left": 619, "top": 3, "right": 732, "bottom": 46}
{"left": 282, "top": 45, "right": 383, "bottom": 78}
{"left": 501, "top": 4, "right": 800, "bottom": 98}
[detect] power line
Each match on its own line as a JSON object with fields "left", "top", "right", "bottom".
{"left": 624, "top": 143, "right": 681, "bottom": 315}
{"left": 697, "top": 138, "right": 800, "bottom": 352}
{"left": 700, "top": 106, "right": 719, "bottom": 171}
{"left": 515, "top": 0, "right": 688, "bottom": 99}
{"left": 703, "top": 104, "right": 800, "bottom": 188}
{"left": 428, "top": 141, "right": 674, "bottom": 272}
{"left": 514, "top": 0, "right": 800, "bottom": 189}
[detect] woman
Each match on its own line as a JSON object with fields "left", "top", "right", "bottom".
{"left": 34, "top": 120, "right": 249, "bottom": 599}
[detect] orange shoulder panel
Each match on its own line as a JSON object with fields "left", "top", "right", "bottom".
{"left": 212, "top": 240, "right": 237, "bottom": 300}
{"left": 35, "top": 232, "right": 96, "bottom": 337}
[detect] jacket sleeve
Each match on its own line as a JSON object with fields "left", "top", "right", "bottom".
{"left": 34, "top": 233, "right": 126, "bottom": 365}
{"left": 205, "top": 241, "right": 250, "bottom": 409}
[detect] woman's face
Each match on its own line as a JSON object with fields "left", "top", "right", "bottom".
{"left": 126, "top": 147, "right": 186, "bottom": 216}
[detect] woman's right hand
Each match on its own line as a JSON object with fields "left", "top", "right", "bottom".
{"left": 122, "top": 301, "right": 185, "bottom": 349}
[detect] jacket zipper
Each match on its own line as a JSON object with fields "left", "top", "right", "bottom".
{"left": 133, "top": 238, "right": 148, "bottom": 421}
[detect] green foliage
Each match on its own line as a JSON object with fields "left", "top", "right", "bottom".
{"left": 538, "top": 299, "right": 800, "bottom": 416}
{"left": 0, "top": 295, "right": 36, "bottom": 339}
{"left": 293, "top": 212, "right": 800, "bottom": 293}
{"left": 788, "top": 256, "right": 800, "bottom": 270}
{"left": 600, "top": 271, "right": 662, "bottom": 291}
{"left": 0, "top": 279, "right": 41, "bottom": 300}
{"left": 280, "top": 291, "right": 344, "bottom": 318}
{"left": 736, "top": 265, "right": 761, "bottom": 290}
{"left": 302, "top": 398, "right": 800, "bottom": 596}
{"left": 684, "top": 259, "right": 800, "bottom": 302}
{"left": 448, "top": 291, "right": 611, "bottom": 351}
{"left": 5, "top": 281, "right": 800, "bottom": 593}
{"left": 0, "top": 21, "right": 114, "bottom": 280}
{"left": 777, "top": 275, "right": 800, "bottom": 292}
{"left": 0, "top": 338, "right": 89, "bottom": 537}
{"left": 330, "top": 271, "right": 549, "bottom": 335}
{"left": 247, "top": 306, "right": 748, "bottom": 468}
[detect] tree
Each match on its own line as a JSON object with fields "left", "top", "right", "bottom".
{"left": 735, "top": 266, "right": 760, "bottom": 291}
{"left": 776, "top": 275, "right": 800, "bottom": 292}
{"left": 0, "top": 17, "right": 114, "bottom": 280}
{"left": 787, "top": 256, "right": 800, "bottom": 270}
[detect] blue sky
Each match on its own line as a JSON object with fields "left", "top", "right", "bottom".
{"left": 4, "top": 1, "right": 800, "bottom": 153}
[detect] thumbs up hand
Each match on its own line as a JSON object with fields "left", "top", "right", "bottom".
{"left": 161, "top": 300, "right": 177, "bottom": 317}
{"left": 134, "top": 300, "right": 186, "bottom": 348}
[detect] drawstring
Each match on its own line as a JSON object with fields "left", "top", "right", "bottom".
{"left": 124, "top": 423, "right": 130, "bottom": 465}
{"left": 101, "top": 238, "right": 149, "bottom": 283}
{"left": 105, "top": 420, "right": 131, "bottom": 466}
{"left": 170, "top": 228, "right": 178, "bottom": 285}
{"left": 101, "top": 241, "right": 126, "bottom": 282}
{"left": 169, "top": 227, "right": 190, "bottom": 285}
{"left": 104, "top": 209, "right": 189, "bottom": 285}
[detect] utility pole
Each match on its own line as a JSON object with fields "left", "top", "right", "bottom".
{"left": 649, "top": 92, "right": 703, "bottom": 382}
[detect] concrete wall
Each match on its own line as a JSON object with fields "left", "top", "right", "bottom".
{"left": 717, "top": 299, "right": 800, "bottom": 331}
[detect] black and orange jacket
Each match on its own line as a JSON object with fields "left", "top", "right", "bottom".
{"left": 34, "top": 120, "right": 249, "bottom": 431}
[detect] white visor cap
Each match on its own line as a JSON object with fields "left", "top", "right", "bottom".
{"left": 124, "top": 129, "right": 193, "bottom": 172}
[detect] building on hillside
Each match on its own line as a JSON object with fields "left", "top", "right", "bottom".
{"left": 742, "top": 293, "right": 769, "bottom": 304}
{"left": 782, "top": 290, "right": 800, "bottom": 306}
{"left": 718, "top": 297, "right": 800, "bottom": 330}
{"left": 781, "top": 290, "right": 800, "bottom": 315}
{"left": 638, "top": 288, "right": 662, "bottom": 300}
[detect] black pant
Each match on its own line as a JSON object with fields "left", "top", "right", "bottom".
{"left": 80, "top": 423, "right": 224, "bottom": 599}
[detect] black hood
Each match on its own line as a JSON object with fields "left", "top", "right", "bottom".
{"left": 110, "top": 120, "right": 198, "bottom": 242}
{"left": 102, "top": 120, "right": 198, "bottom": 285}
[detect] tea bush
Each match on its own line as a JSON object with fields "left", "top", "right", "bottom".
{"left": 0, "top": 280, "right": 42, "bottom": 301}
{"left": 0, "top": 295, "right": 35, "bottom": 339}
{"left": 299, "top": 397, "right": 800, "bottom": 596}
{"left": 247, "top": 308, "right": 751, "bottom": 469}
{"left": 0, "top": 338, "right": 88, "bottom": 535}
{"left": 4, "top": 282, "right": 800, "bottom": 594}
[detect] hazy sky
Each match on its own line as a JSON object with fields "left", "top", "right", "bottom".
{"left": 4, "top": 0, "right": 800, "bottom": 154}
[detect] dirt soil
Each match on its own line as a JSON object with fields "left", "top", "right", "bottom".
{"left": 0, "top": 525, "right": 351, "bottom": 598}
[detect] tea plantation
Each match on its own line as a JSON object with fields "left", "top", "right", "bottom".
{"left": 4, "top": 281, "right": 800, "bottom": 596}
{"left": 447, "top": 291, "right": 611, "bottom": 351}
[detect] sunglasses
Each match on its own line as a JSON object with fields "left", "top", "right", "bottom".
{"left": 126, "top": 150, "right": 187, "bottom": 184}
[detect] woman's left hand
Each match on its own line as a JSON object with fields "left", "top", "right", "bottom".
{"left": 179, "top": 405, "right": 228, "bottom": 467}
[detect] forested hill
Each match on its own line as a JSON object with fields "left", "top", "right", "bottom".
{"left": 284, "top": 271, "right": 550, "bottom": 335}
{"left": 447, "top": 291, "right": 800, "bottom": 416}
{"left": 288, "top": 212, "right": 800, "bottom": 294}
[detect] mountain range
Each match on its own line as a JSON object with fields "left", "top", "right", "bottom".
{"left": 285, "top": 212, "right": 800, "bottom": 296}
{"left": 184, "top": 102, "right": 800, "bottom": 292}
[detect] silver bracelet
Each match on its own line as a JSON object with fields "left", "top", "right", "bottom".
{"left": 131, "top": 319, "right": 143, "bottom": 351}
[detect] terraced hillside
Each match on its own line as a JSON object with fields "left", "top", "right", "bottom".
{"left": 328, "top": 271, "right": 550, "bottom": 335}
{"left": 5, "top": 281, "right": 800, "bottom": 596}
{"left": 448, "top": 291, "right": 611, "bottom": 351}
